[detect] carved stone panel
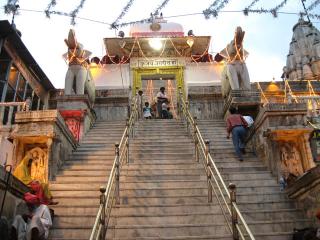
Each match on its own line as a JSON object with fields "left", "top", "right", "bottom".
{"left": 279, "top": 141, "right": 304, "bottom": 178}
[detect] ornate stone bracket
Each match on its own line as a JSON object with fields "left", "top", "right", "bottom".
{"left": 59, "top": 110, "right": 85, "bottom": 142}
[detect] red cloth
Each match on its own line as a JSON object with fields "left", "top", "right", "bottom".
{"left": 23, "top": 192, "right": 40, "bottom": 205}
{"left": 29, "top": 181, "right": 49, "bottom": 205}
{"left": 226, "top": 114, "right": 248, "bottom": 134}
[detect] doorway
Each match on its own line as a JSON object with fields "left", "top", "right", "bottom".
{"left": 142, "top": 76, "right": 177, "bottom": 118}
{"left": 132, "top": 66, "right": 185, "bottom": 119}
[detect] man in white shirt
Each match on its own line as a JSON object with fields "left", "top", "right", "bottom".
{"left": 11, "top": 203, "right": 52, "bottom": 240}
{"left": 156, "top": 87, "right": 168, "bottom": 118}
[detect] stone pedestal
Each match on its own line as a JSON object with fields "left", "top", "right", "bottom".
{"left": 56, "top": 94, "right": 96, "bottom": 142}
{"left": 11, "top": 110, "right": 77, "bottom": 181}
{"left": 223, "top": 90, "right": 261, "bottom": 119}
{"left": 247, "top": 103, "right": 315, "bottom": 182}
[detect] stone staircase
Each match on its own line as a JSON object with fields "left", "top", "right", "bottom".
{"left": 197, "top": 119, "right": 312, "bottom": 239}
{"left": 49, "top": 121, "right": 125, "bottom": 239}
{"left": 109, "top": 119, "right": 233, "bottom": 239}
{"left": 48, "top": 118, "right": 312, "bottom": 240}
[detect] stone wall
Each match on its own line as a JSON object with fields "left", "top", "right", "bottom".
{"left": 94, "top": 89, "right": 129, "bottom": 121}
{"left": 188, "top": 86, "right": 224, "bottom": 119}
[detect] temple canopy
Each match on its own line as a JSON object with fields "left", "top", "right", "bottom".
{"left": 104, "top": 14, "right": 211, "bottom": 58}
{"left": 104, "top": 36, "right": 211, "bottom": 58}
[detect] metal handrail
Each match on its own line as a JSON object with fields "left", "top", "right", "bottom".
{"left": 89, "top": 95, "right": 139, "bottom": 240}
{"left": 178, "top": 91, "right": 255, "bottom": 240}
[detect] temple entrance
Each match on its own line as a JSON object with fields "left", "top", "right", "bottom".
{"left": 132, "top": 66, "right": 185, "bottom": 119}
{"left": 142, "top": 76, "right": 177, "bottom": 118}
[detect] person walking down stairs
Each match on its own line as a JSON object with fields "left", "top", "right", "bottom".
{"left": 226, "top": 107, "right": 248, "bottom": 161}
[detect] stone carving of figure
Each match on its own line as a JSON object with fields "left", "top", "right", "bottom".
{"left": 29, "top": 147, "right": 47, "bottom": 184}
{"left": 217, "top": 26, "right": 251, "bottom": 96}
{"left": 64, "top": 29, "right": 94, "bottom": 97}
{"left": 280, "top": 142, "right": 304, "bottom": 178}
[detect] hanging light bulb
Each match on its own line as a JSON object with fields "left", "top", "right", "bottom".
{"left": 149, "top": 38, "right": 162, "bottom": 50}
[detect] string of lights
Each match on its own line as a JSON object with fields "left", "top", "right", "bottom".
{"left": 203, "top": 0, "right": 230, "bottom": 19}
{"left": 111, "top": 0, "right": 136, "bottom": 29}
{"left": 4, "top": 0, "right": 18, "bottom": 14}
{"left": 256, "top": 82, "right": 269, "bottom": 105}
{"left": 70, "top": 0, "right": 87, "bottom": 25}
{"left": 245, "top": 0, "right": 290, "bottom": 17}
{"left": 2, "top": 5, "right": 320, "bottom": 28}
{"left": 307, "top": 0, "right": 320, "bottom": 11}
{"left": 245, "top": 0, "right": 261, "bottom": 10}
{"left": 153, "top": 0, "right": 171, "bottom": 16}
{"left": 44, "top": 0, "right": 56, "bottom": 18}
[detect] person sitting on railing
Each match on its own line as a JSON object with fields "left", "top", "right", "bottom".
{"left": 226, "top": 107, "right": 248, "bottom": 161}
{"left": 13, "top": 152, "right": 58, "bottom": 205}
{"left": 156, "top": 87, "right": 168, "bottom": 118}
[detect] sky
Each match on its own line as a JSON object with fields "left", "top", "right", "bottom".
{"left": 0, "top": 0, "right": 319, "bottom": 89}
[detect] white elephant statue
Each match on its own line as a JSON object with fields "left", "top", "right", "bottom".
{"left": 63, "top": 29, "right": 95, "bottom": 103}
{"left": 216, "top": 27, "right": 251, "bottom": 97}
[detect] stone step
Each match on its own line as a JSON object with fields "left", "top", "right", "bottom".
{"left": 222, "top": 171, "right": 273, "bottom": 181}
{"left": 114, "top": 212, "right": 226, "bottom": 225}
{"left": 122, "top": 174, "right": 203, "bottom": 181}
{"left": 123, "top": 163, "right": 202, "bottom": 170}
{"left": 68, "top": 155, "right": 115, "bottom": 160}
{"left": 49, "top": 229, "right": 92, "bottom": 239}
{"left": 248, "top": 219, "right": 312, "bottom": 233}
{"left": 237, "top": 200, "right": 296, "bottom": 210}
{"left": 53, "top": 176, "right": 109, "bottom": 183}
{"left": 51, "top": 206, "right": 99, "bottom": 216}
{"left": 61, "top": 164, "right": 113, "bottom": 171}
{"left": 119, "top": 180, "right": 207, "bottom": 189}
{"left": 114, "top": 203, "right": 221, "bottom": 216}
{"left": 63, "top": 159, "right": 114, "bottom": 165}
{"left": 131, "top": 142, "right": 194, "bottom": 147}
{"left": 242, "top": 209, "right": 305, "bottom": 222}
{"left": 112, "top": 223, "right": 231, "bottom": 238}
{"left": 131, "top": 152, "right": 194, "bottom": 157}
{"left": 118, "top": 188, "right": 288, "bottom": 202}
{"left": 218, "top": 165, "right": 268, "bottom": 172}
{"left": 57, "top": 170, "right": 112, "bottom": 176}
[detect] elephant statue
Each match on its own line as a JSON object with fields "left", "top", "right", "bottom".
{"left": 215, "top": 26, "right": 251, "bottom": 97}
{"left": 63, "top": 29, "right": 95, "bottom": 103}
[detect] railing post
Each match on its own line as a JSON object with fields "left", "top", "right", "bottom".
{"left": 193, "top": 117, "right": 199, "bottom": 162}
{"left": 177, "top": 87, "right": 182, "bottom": 119}
{"left": 126, "top": 118, "right": 130, "bottom": 165}
{"left": 229, "top": 183, "right": 239, "bottom": 240}
{"left": 185, "top": 101, "right": 189, "bottom": 133}
{"left": 205, "top": 140, "right": 210, "bottom": 164}
{"left": 99, "top": 186, "right": 106, "bottom": 240}
{"left": 131, "top": 103, "right": 135, "bottom": 138}
{"left": 115, "top": 143, "right": 120, "bottom": 205}
{"left": 205, "top": 140, "right": 212, "bottom": 203}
